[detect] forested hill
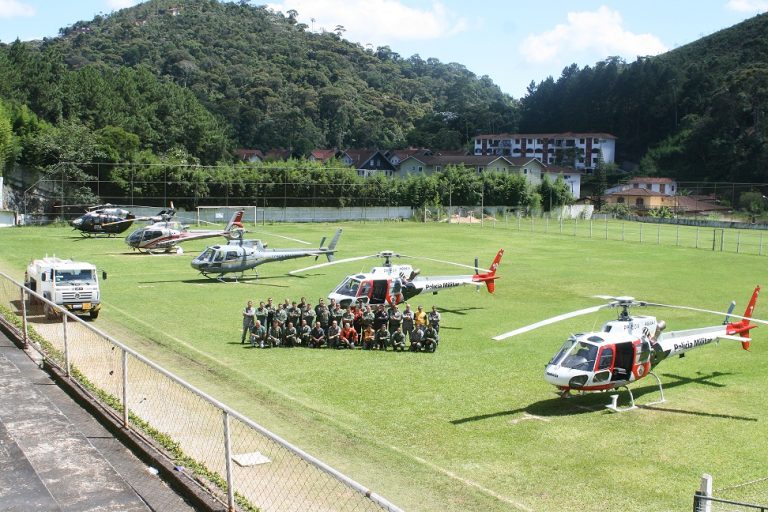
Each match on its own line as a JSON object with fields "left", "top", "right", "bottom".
{"left": 0, "top": 0, "right": 518, "bottom": 164}
{"left": 519, "top": 13, "right": 768, "bottom": 183}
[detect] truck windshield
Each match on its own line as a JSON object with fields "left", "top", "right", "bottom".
{"left": 54, "top": 269, "right": 96, "bottom": 285}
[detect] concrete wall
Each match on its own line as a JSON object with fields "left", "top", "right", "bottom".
{"left": 195, "top": 206, "right": 413, "bottom": 224}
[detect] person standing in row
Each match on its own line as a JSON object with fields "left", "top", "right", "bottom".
{"left": 428, "top": 305, "right": 441, "bottom": 333}
{"left": 241, "top": 300, "right": 255, "bottom": 344}
{"left": 401, "top": 303, "right": 414, "bottom": 341}
{"left": 414, "top": 305, "right": 427, "bottom": 329}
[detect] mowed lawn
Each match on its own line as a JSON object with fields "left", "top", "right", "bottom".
{"left": 1, "top": 220, "right": 767, "bottom": 511}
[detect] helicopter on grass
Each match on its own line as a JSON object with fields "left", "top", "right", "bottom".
{"left": 493, "top": 286, "right": 766, "bottom": 411}
{"left": 70, "top": 204, "right": 137, "bottom": 236}
{"left": 122, "top": 210, "right": 244, "bottom": 254}
{"left": 191, "top": 228, "right": 343, "bottom": 281}
{"left": 290, "top": 249, "right": 504, "bottom": 307}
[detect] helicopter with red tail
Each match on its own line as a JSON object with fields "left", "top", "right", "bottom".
{"left": 291, "top": 249, "right": 503, "bottom": 307}
{"left": 493, "top": 286, "right": 766, "bottom": 411}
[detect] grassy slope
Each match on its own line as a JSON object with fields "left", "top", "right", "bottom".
{"left": 1, "top": 220, "right": 766, "bottom": 511}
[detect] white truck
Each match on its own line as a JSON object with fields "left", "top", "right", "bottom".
{"left": 25, "top": 257, "right": 102, "bottom": 319}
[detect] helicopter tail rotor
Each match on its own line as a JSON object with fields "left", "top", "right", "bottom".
{"left": 471, "top": 249, "right": 504, "bottom": 294}
{"left": 726, "top": 285, "right": 761, "bottom": 350}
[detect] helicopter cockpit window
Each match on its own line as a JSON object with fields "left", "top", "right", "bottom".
{"left": 198, "top": 248, "right": 215, "bottom": 261}
{"left": 557, "top": 340, "right": 598, "bottom": 371}
{"left": 225, "top": 251, "right": 238, "bottom": 261}
{"left": 358, "top": 281, "right": 371, "bottom": 298}
{"left": 143, "top": 230, "right": 161, "bottom": 241}
{"left": 213, "top": 250, "right": 225, "bottom": 262}
{"left": 390, "top": 279, "right": 402, "bottom": 295}
{"left": 333, "top": 277, "right": 361, "bottom": 297}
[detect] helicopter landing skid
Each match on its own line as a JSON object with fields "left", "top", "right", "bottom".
{"left": 605, "top": 372, "right": 666, "bottom": 413}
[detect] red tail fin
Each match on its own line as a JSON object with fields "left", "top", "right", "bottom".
{"left": 472, "top": 249, "right": 504, "bottom": 294}
{"left": 226, "top": 210, "right": 244, "bottom": 231}
{"left": 727, "top": 285, "right": 760, "bottom": 350}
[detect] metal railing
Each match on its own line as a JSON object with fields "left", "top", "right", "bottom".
{"left": 694, "top": 474, "right": 768, "bottom": 512}
{"left": 0, "top": 271, "right": 401, "bottom": 512}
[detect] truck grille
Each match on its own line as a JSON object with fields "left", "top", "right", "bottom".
{"left": 62, "top": 291, "right": 94, "bottom": 301}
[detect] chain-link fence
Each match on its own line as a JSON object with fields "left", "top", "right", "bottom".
{"left": 0, "top": 272, "right": 401, "bottom": 512}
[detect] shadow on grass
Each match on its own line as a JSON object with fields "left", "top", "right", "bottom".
{"left": 451, "top": 370, "right": 757, "bottom": 424}
{"left": 137, "top": 275, "right": 289, "bottom": 287}
{"left": 436, "top": 306, "right": 484, "bottom": 316}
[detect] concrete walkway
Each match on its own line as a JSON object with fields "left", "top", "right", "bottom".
{"left": 0, "top": 331, "right": 197, "bottom": 512}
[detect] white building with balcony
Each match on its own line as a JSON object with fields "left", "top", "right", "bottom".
{"left": 473, "top": 132, "right": 616, "bottom": 172}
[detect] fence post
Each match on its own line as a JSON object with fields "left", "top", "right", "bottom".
{"left": 695, "top": 474, "right": 713, "bottom": 512}
{"left": 122, "top": 349, "right": 129, "bottom": 428}
{"left": 223, "top": 410, "right": 235, "bottom": 512}
{"left": 20, "top": 288, "right": 28, "bottom": 348}
{"left": 736, "top": 231, "right": 741, "bottom": 253}
{"left": 63, "top": 314, "right": 70, "bottom": 377}
{"left": 720, "top": 229, "right": 725, "bottom": 252}
{"left": 712, "top": 230, "right": 716, "bottom": 251}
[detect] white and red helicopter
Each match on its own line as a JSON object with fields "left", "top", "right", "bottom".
{"left": 290, "top": 249, "right": 503, "bottom": 307}
{"left": 122, "top": 209, "right": 245, "bottom": 254}
{"left": 493, "top": 286, "right": 765, "bottom": 411}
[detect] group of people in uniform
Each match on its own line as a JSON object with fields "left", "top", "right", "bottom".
{"left": 240, "top": 297, "right": 442, "bottom": 352}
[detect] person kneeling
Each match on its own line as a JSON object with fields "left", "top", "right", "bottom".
{"left": 391, "top": 327, "right": 406, "bottom": 352}
{"left": 339, "top": 322, "right": 358, "bottom": 349}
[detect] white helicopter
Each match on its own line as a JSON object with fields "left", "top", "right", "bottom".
{"left": 190, "top": 228, "right": 342, "bottom": 281}
{"left": 290, "top": 249, "right": 504, "bottom": 306}
{"left": 122, "top": 210, "right": 244, "bottom": 254}
{"left": 493, "top": 286, "right": 765, "bottom": 411}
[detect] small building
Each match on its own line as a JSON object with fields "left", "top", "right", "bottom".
{"left": 308, "top": 149, "right": 338, "bottom": 164}
{"left": 338, "top": 149, "right": 397, "bottom": 177}
{"left": 606, "top": 177, "right": 677, "bottom": 196}
{"left": 234, "top": 149, "right": 264, "bottom": 163}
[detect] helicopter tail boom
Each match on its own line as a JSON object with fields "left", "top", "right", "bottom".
{"left": 325, "top": 228, "right": 342, "bottom": 262}
{"left": 471, "top": 249, "right": 504, "bottom": 293}
{"left": 726, "top": 285, "right": 760, "bottom": 350}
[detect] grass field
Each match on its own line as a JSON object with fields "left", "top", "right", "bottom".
{"left": 1, "top": 219, "right": 767, "bottom": 511}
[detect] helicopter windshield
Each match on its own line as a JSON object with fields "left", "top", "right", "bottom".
{"left": 54, "top": 269, "right": 96, "bottom": 285}
{"left": 197, "top": 248, "right": 216, "bottom": 262}
{"left": 550, "top": 337, "right": 598, "bottom": 371}
{"left": 333, "top": 277, "right": 361, "bottom": 297}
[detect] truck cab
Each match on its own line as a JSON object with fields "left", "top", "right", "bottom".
{"left": 25, "top": 257, "right": 102, "bottom": 319}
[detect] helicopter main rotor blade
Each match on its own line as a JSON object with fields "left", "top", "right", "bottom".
{"left": 268, "top": 233, "right": 312, "bottom": 245}
{"left": 289, "top": 254, "right": 376, "bottom": 275}
{"left": 398, "top": 253, "right": 492, "bottom": 274}
{"left": 493, "top": 304, "right": 614, "bottom": 341}
{"left": 642, "top": 302, "right": 768, "bottom": 326}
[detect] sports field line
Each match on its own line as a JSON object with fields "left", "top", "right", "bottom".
{"left": 105, "top": 300, "right": 531, "bottom": 510}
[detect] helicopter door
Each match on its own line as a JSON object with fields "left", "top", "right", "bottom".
{"left": 371, "top": 280, "right": 388, "bottom": 305}
{"left": 389, "top": 279, "right": 403, "bottom": 304}
{"left": 634, "top": 339, "right": 652, "bottom": 379}
{"left": 611, "top": 342, "right": 635, "bottom": 381}
{"left": 356, "top": 281, "right": 372, "bottom": 303}
{"left": 592, "top": 345, "right": 614, "bottom": 383}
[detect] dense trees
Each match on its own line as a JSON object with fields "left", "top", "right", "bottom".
{"left": 520, "top": 13, "right": 768, "bottom": 183}
{"left": 0, "top": 0, "right": 518, "bottom": 166}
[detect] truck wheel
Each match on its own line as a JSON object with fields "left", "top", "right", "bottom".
{"left": 89, "top": 309, "right": 100, "bottom": 320}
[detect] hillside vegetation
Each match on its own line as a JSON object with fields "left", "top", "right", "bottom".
{"left": 0, "top": 0, "right": 518, "bottom": 165}
{"left": 520, "top": 13, "right": 768, "bottom": 183}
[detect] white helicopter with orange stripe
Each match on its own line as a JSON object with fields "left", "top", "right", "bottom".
{"left": 291, "top": 249, "right": 504, "bottom": 307}
{"left": 493, "top": 286, "right": 765, "bottom": 411}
